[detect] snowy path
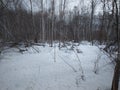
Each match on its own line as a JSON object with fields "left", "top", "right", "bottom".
{"left": 0, "top": 43, "right": 114, "bottom": 90}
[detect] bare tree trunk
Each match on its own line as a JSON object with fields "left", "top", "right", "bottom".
{"left": 29, "top": 0, "right": 36, "bottom": 43}
{"left": 90, "top": 0, "right": 97, "bottom": 45}
{"left": 111, "top": 0, "right": 120, "bottom": 90}
{"left": 41, "top": 0, "right": 45, "bottom": 43}
{"left": 100, "top": 0, "right": 106, "bottom": 44}
{"left": 50, "top": 0, "right": 55, "bottom": 47}
{"left": 90, "top": 0, "right": 94, "bottom": 44}
{"left": 111, "top": 61, "right": 120, "bottom": 90}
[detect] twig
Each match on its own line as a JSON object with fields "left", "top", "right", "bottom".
{"left": 31, "top": 46, "right": 40, "bottom": 53}
{"left": 59, "top": 55, "right": 77, "bottom": 72}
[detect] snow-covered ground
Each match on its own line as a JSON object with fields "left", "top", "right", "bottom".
{"left": 0, "top": 42, "right": 114, "bottom": 90}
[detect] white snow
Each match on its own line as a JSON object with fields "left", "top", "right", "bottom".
{"left": 0, "top": 42, "right": 114, "bottom": 90}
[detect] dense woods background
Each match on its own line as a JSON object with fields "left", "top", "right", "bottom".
{"left": 0, "top": 0, "right": 120, "bottom": 90}
{"left": 0, "top": 0, "right": 119, "bottom": 45}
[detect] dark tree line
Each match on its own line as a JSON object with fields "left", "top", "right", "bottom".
{"left": 0, "top": 0, "right": 116, "bottom": 45}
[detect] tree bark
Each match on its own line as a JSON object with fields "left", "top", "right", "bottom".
{"left": 111, "top": 60, "right": 120, "bottom": 90}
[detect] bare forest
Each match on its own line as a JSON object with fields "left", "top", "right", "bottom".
{"left": 0, "top": 0, "right": 120, "bottom": 90}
